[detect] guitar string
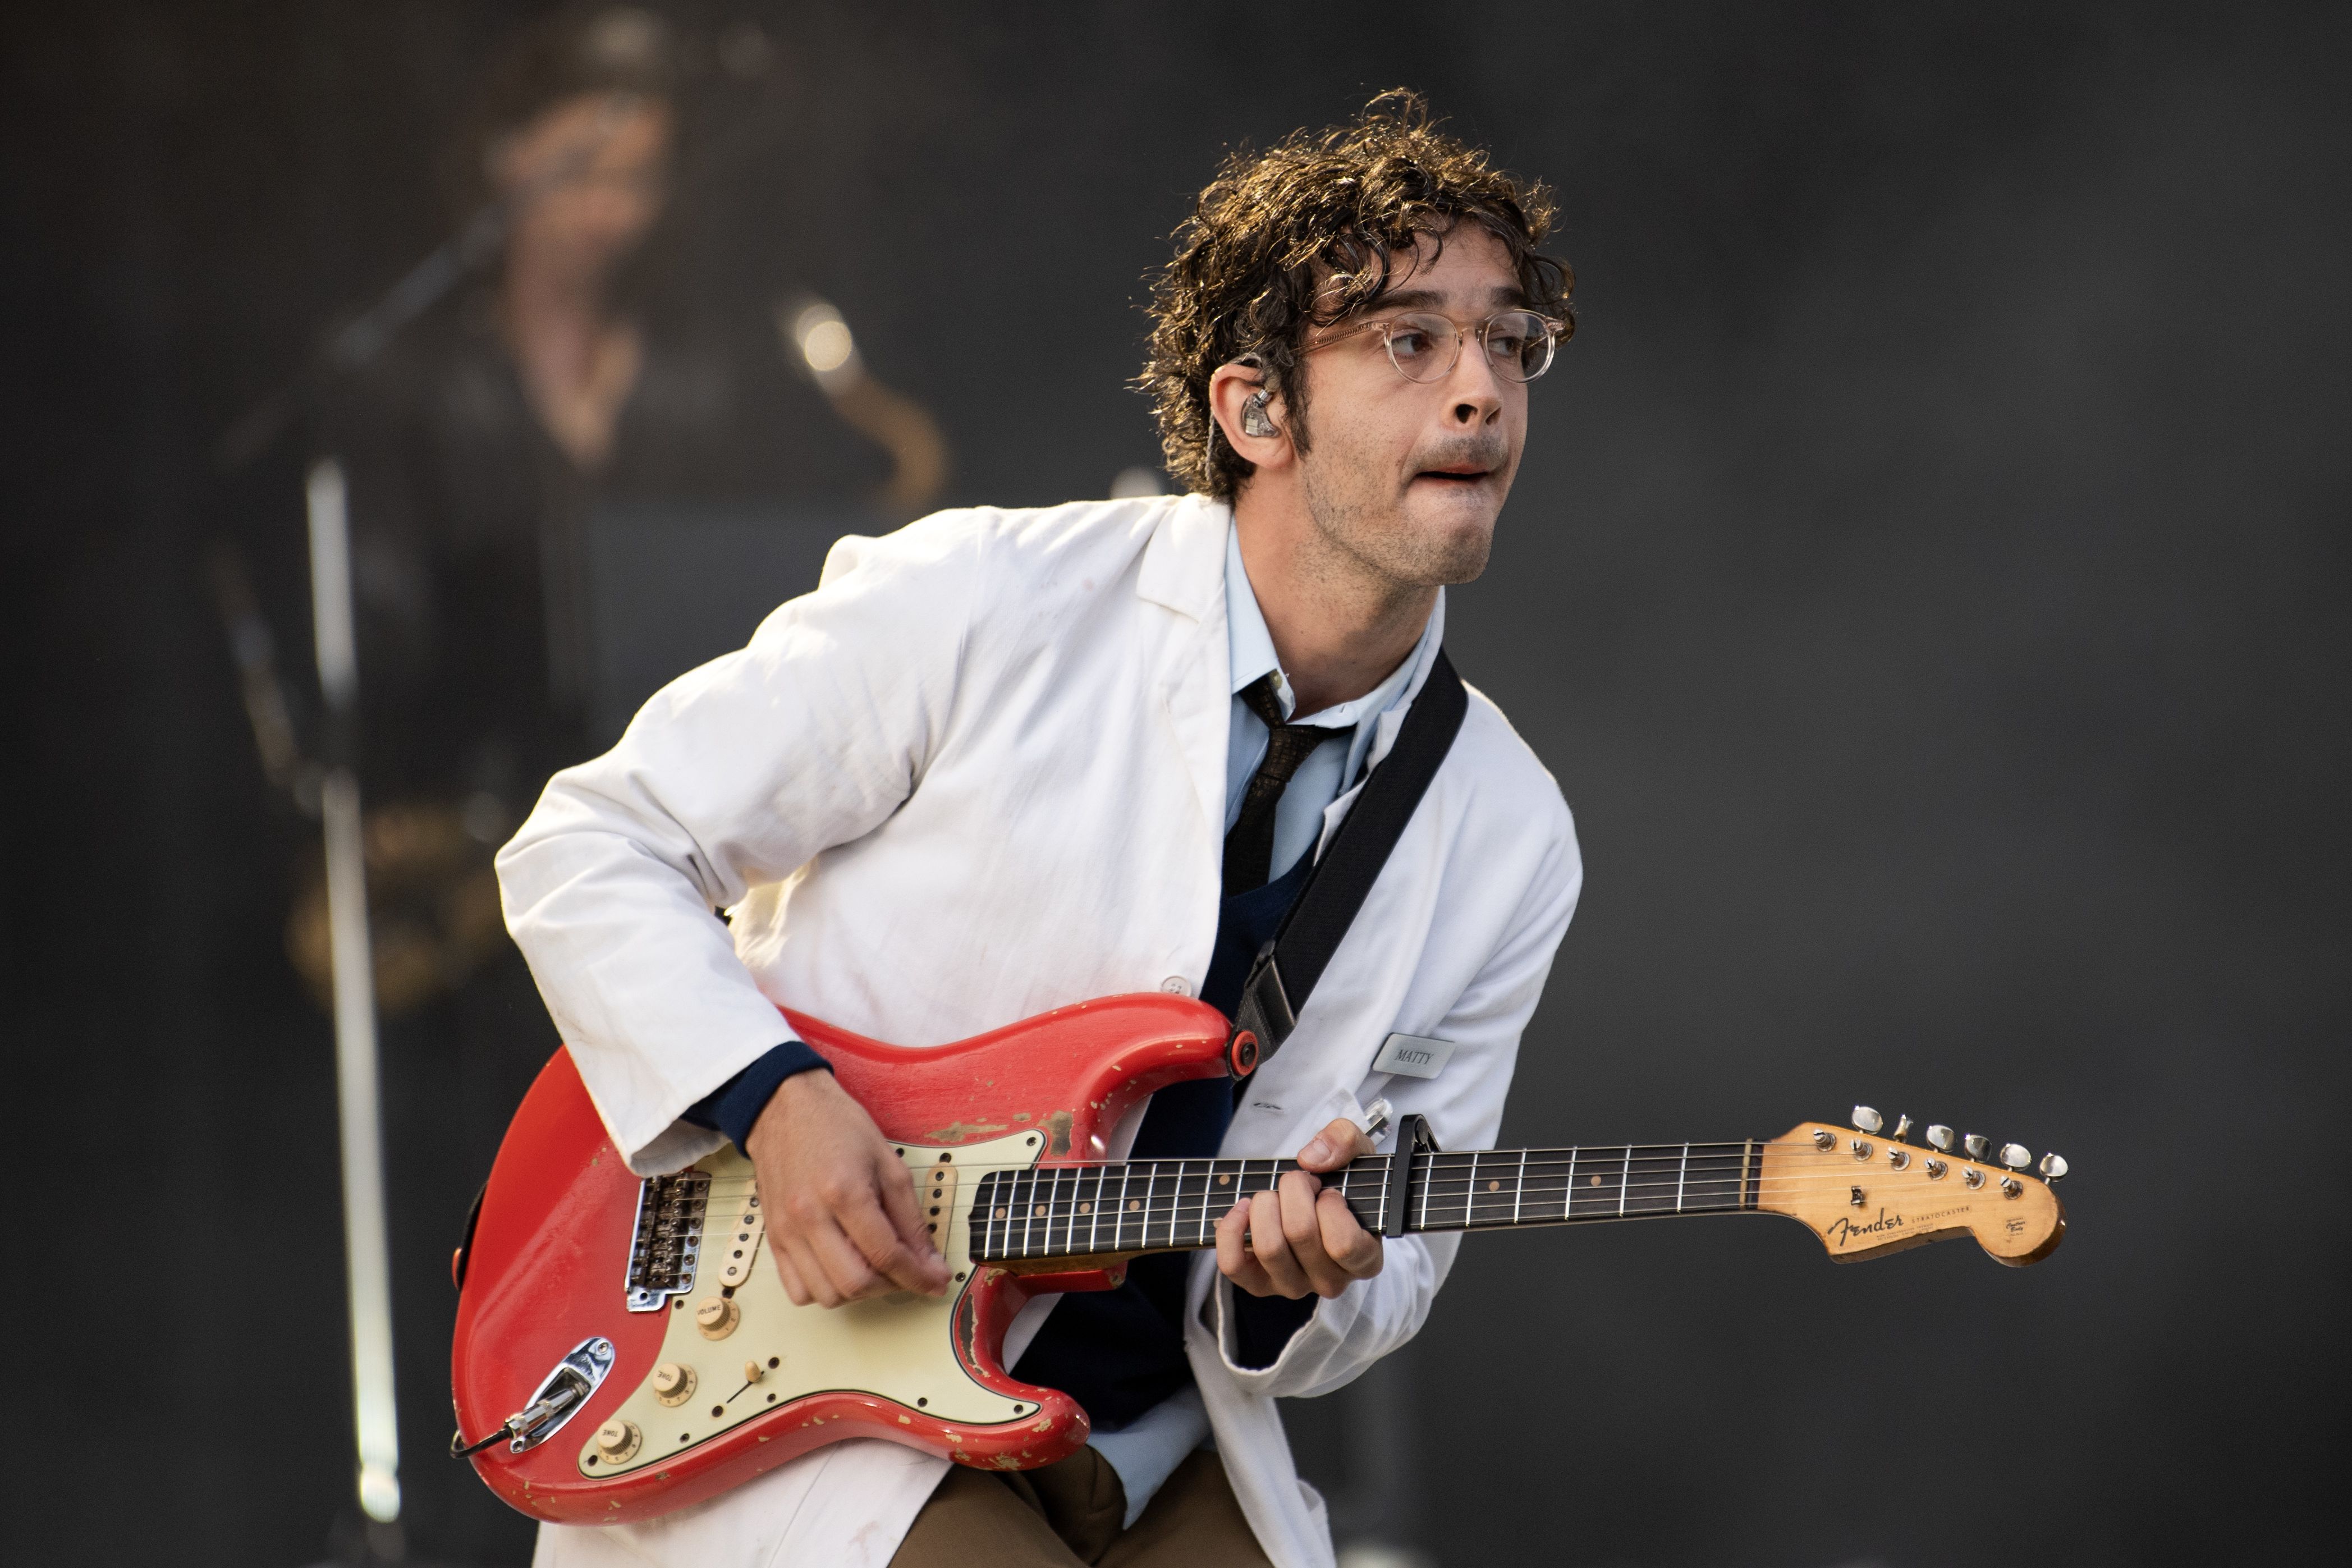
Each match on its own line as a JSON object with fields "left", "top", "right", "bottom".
{"left": 671, "top": 1154, "right": 2029, "bottom": 1260}
{"left": 690, "top": 1161, "right": 2007, "bottom": 1212}
{"left": 674, "top": 1175, "right": 2020, "bottom": 1267}
{"left": 952, "top": 1167, "right": 2007, "bottom": 1258}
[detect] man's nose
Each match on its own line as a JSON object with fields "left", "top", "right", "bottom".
{"left": 1443, "top": 344, "right": 1506, "bottom": 425}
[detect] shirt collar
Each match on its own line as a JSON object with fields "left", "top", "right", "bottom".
{"left": 1223, "top": 521, "right": 1442, "bottom": 744}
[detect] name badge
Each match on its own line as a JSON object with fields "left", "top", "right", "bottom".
{"left": 1372, "top": 1033, "right": 1455, "bottom": 1079}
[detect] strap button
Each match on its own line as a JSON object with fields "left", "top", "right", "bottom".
{"left": 1159, "top": 976, "right": 1194, "bottom": 997}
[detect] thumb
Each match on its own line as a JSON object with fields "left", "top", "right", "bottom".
{"left": 876, "top": 1150, "right": 947, "bottom": 1265}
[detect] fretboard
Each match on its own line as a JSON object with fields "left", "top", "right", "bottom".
{"left": 967, "top": 1142, "right": 1761, "bottom": 1263}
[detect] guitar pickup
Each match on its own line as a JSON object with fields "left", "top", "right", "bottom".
{"left": 713, "top": 1187, "right": 768, "bottom": 1291}
{"left": 915, "top": 1150, "right": 958, "bottom": 1245}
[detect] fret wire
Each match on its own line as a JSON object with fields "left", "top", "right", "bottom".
{"left": 1617, "top": 1145, "right": 1631, "bottom": 1218}
{"left": 1564, "top": 1145, "right": 1577, "bottom": 1222}
{"left": 1166, "top": 1161, "right": 1182, "bottom": 1251}
{"left": 1675, "top": 1144, "right": 1689, "bottom": 1212}
{"left": 1466, "top": 1150, "right": 1481, "bottom": 1229}
{"left": 1086, "top": 1162, "right": 1101, "bottom": 1255}
{"left": 1115, "top": 1161, "right": 1132, "bottom": 1252}
{"left": 1512, "top": 1148, "right": 1526, "bottom": 1226}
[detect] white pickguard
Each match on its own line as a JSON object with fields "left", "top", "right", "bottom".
{"left": 580, "top": 1130, "right": 1044, "bottom": 1478}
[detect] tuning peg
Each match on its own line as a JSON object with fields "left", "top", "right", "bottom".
{"left": 1998, "top": 1143, "right": 2031, "bottom": 1170}
{"left": 1852, "top": 1105, "right": 1884, "bottom": 1134}
{"left": 2038, "top": 1153, "right": 2069, "bottom": 1182}
{"left": 1962, "top": 1133, "right": 1989, "bottom": 1161}
{"left": 1891, "top": 1114, "right": 1913, "bottom": 1140}
{"left": 1925, "top": 1125, "right": 1955, "bottom": 1152}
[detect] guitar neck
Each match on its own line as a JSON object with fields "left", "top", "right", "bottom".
{"left": 967, "top": 1141, "right": 1763, "bottom": 1264}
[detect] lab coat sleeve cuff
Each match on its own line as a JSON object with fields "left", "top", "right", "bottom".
{"left": 678, "top": 1039, "right": 833, "bottom": 1154}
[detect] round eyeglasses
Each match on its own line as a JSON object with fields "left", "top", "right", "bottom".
{"left": 1304, "top": 309, "right": 1566, "bottom": 384}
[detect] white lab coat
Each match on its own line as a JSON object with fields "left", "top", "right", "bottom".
{"left": 498, "top": 492, "right": 1581, "bottom": 1568}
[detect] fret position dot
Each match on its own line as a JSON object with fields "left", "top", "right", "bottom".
{"left": 1127, "top": 1200, "right": 1141, "bottom": 1212}
{"left": 1032, "top": 1204, "right": 1046, "bottom": 1217}
{"left": 1078, "top": 1201, "right": 1091, "bottom": 1214}
{"left": 1218, "top": 1173, "right": 1231, "bottom": 1185}
{"left": 1589, "top": 1175, "right": 1601, "bottom": 1186}
{"left": 995, "top": 1207, "right": 1007, "bottom": 1219}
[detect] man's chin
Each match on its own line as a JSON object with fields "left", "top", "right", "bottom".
{"left": 1400, "top": 488, "right": 1500, "bottom": 583}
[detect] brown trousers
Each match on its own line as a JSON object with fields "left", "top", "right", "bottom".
{"left": 889, "top": 1447, "right": 1274, "bottom": 1568}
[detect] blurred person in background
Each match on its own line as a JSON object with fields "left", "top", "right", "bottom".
{"left": 221, "top": 6, "right": 944, "bottom": 1556}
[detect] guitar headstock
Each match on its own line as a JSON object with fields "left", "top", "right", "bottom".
{"left": 1758, "top": 1107, "right": 2067, "bottom": 1266}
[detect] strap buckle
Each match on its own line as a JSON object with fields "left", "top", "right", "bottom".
{"left": 1226, "top": 942, "right": 1296, "bottom": 1079}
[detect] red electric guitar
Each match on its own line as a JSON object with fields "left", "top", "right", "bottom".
{"left": 450, "top": 993, "right": 2067, "bottom": 1524}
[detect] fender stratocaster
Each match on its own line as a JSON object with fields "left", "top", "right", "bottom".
{"left": 450, "top": 994, "right": 2066, "bottom": 1524}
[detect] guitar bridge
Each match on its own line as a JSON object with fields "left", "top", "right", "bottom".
{"left": 624, "top": 1171, "right": 711, "bottom": 1312}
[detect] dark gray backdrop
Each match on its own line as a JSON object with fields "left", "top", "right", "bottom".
{"left": 4, "top": 3, "right": 2344, "bottom": 1565}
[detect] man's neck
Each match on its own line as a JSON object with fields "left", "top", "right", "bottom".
{"left": 1231, "top": 491, "right": 1436, "bottom": 718}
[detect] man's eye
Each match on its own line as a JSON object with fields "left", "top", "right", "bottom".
{"left": 1387, "top": 328, "right": 1437, "bottom": 360}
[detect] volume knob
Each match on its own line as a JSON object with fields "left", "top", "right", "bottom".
{"left": 696, "top": 1296, "right": 740, "bottom": 1340}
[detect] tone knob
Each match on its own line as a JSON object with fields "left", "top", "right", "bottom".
{"left": 2039, "top": 1153, "right": 2069, "bottom": 1182}
{"left": 595, "top": 1419, "right": 640, "bottom": 1457}
{"left": 1852, "top": 1105, "right": 1884, "bottom": 1134}
{"left": 1962, "top": 1134, "right": 1989, "bottom": 1161}
{"left": 652, "top": 1362, "right": 696, "bottom": 1406}
{"left": 1925, "top": 1125, "right": 1955, "bottom": 1152}
{"left": 1998, "top": 1143, "right": 2032, "bottom": 1170}
{"left": 695, "top": 1296, "right": 740, "bottom": 1340}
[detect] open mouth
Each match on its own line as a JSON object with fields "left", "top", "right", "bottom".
{"left": 1413, "top": 465, "right": 1491, "bottom": 487}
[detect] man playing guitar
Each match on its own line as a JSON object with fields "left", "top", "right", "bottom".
{"left": 496, "top": 91, "right": 1583, "bottom": 1567}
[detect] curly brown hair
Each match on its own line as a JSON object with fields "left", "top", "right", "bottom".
{"left": 1140, "top": 89, "right": 1573, "bottom": 501}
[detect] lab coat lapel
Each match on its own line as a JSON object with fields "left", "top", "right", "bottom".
{"left": 1137, "top": 497, "right": 1233, "bottom": 842}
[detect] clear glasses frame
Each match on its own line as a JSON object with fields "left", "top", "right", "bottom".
{"left": 1303, "top": 309, "right": 1567, "bottom": 384}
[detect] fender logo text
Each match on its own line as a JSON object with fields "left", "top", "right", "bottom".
{"left": 1825, "top": 1207, "right": 1904, "bottom": 1248}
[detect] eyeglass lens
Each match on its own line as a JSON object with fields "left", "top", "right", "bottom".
{"left": 1383, "top": 311, "right": 1556, "bottom": 383}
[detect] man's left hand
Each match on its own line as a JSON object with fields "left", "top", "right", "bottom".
{"left": 1215, "top": 1116, "right": 1384, "bottom": 1299}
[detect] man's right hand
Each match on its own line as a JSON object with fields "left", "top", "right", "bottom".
{"left": 743, "top": 1069, "right": 952, "bottom": 1307}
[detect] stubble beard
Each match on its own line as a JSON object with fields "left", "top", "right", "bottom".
{"left": 1299, "top": 438, "right": 1501, "bottom": 598}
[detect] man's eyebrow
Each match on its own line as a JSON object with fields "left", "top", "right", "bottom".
{"left": 1359, "top": 283, "right": 1537, "bottom": 315}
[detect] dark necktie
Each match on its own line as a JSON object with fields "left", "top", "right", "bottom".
{"left": 1223, "top": 673, "right": 1329, "bottom": 895}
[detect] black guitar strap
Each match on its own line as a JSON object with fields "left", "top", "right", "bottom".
{"left": 1226, "top": 648, "right": 1468, "bottom": 1078}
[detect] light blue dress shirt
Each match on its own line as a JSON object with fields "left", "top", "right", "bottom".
{"left": 1086, "top": 521, "right": 1442, "bottom": 1525}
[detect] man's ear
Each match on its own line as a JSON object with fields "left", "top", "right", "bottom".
{"left": 1208, "top": 360, "right": 1291, "bottom": 470}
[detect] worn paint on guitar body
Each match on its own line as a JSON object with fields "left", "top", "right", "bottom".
{"left": 450, "top": 993, "right": 1230, "bottom": 1525}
